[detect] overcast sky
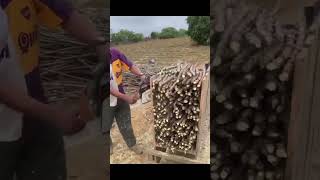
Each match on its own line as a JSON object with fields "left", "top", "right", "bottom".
{"left": 110, "top": 16, "right": 188, "bottom": 37}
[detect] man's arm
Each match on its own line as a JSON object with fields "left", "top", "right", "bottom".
{"left": 0, "top": 81, "right": 85, "bottom": 134}
{"left": 62, "top": 11, "right": 105, "bottom": 47}
{"left": 0, "top": 82, "right": 57, "bottom": 122}
{"left": 130, "top": 65, "right": 144, "bottom": 77}
{"left": 110, "top": 87, "right": 138, "bottom": 104}
{"left": 62, "top": 11, "right": 106, "bottom": 62}
{"left": 130, "top": 65, "right": 147, "bottom": 83}
{"left": 33, "top": 0, "right": 106, "bottom": 62}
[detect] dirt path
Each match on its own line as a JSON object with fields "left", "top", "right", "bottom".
{"left": 110, "top": 101, "right": 154, "bottom": 164}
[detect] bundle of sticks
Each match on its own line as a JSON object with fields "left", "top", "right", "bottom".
{"left": 152, "top": 63, "right": 208, "bottom": 154}
{"left": 122, "top": 64, "right": 161, "bottom": 94}
{"left": 39, "top": 8, "right": 109, "bottom": 103}
{"left": 211, "top": 0, "right": 320, "bottom": 179}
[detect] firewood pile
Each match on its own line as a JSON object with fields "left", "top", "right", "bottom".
{"left": 39, "top": 8, "right": 109, "bottom": 103}
{"left": 211, "top": 0, "right": 320, "bottom": 179}
{"left": 152, "top": 63, "right": 208, "bottom": 154}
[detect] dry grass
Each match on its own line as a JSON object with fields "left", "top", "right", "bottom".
{"left": 114, "top": 37, "right": 210, "bottom": 67}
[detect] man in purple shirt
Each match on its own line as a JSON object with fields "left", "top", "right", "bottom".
{"left": 107, "top": 48, "right": 145, "bottom": 154}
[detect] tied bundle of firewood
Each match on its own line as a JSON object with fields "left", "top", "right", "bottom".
{"left": 152, "top": 63, "right": 207, "bottom": 153}
{"left": 39, "top": 8, "right": 109, "bottom": 103}
{"left": 211, "top": 0, "right": 320, "bottom": 179}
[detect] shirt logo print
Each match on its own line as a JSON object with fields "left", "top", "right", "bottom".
{"left": 115, "top": 72, "right": 121, "bottom": 78}
{"left": 18, "top": 31, "right": 38, "bottom": 54}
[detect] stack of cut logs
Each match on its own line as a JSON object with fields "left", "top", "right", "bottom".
{"left": 39, "top": 8, "right": 109, "bottom": 103}
{"left": 152, "top": 63, "right": 207, "bottom": 153}
{"left": 211, "top": 0, "right": 320, "bottom": 179}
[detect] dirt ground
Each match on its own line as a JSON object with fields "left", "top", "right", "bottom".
{"left": 64, "top": 119, "right": 109, "bottom": 180}
{"left": 110, "top": 37, "right": 210, "bottom": 164}
{"left": 110, "top": 101, "right": 155, "bottom": 164}
{"left": 110, "top": 90, "right": 210, "bottom": 164}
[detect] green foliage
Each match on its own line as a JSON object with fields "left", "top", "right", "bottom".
{"left": 111, "top": 29, "right": 144, "bottom": 43}
{"left": 178, "top": 29, "right": 187, "bottom": 37}
{"left": 151, "top": 27, "right": 187, "bottom": 39}
{"left": 112, "top": 27, "right": 189, "bottom": 43}
{"left": 158, "top": 27, "right": 179, "bottom": 39}
{"left": 186, "top": 16, "right": 210, "bottom": 45}
{"left": 150, "top": 32, "right": 159, "bottom": 39}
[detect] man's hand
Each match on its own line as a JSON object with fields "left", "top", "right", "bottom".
{"left": 0, "top": 82, "right": 86, "bottom": 135}
{"left": 78, "top": 90, "right": 95, "bottom": 122}
{"left": 139, "top": 74, "right": 149, "bottom": 87}
{"left": 51, "top": 107, "right": 86, "bottom": 136}
{"left": 123, "top": 94, "right": 139, "bottom": 104}
{"left": 140, "top": 74, "right": 146, "bottom": 82}
{"left": 133, "top": 92, "right": 140, "bottom": 101}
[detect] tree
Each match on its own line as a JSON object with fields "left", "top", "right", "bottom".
{"left": 158, "top": 27, "right": 179, "bottom": 39}
{"left": 151, "top": 28, "right": 187, "bottom": 40}
{"left": 178, "top": 29, "right": 187, "bottom": 37}
{"left": 150, "top": 32, "right": 159, "bottom": 39}
{"left": 186, "top": 16, "right": 210, "bottom": 45}
{"left": 111, "top": 29, "right": 144, "bottom": 43}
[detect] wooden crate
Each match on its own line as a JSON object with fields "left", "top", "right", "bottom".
{"left": 285, "top": 13, "right": 320, "bottom": 180}
{"left": 146, "top": 65, "right": 210, "bottom": 164}
{"left": 145, "top": 147, "right": 205, "bottom": 164}
{"left": 284, "top": 6, "right": 320, "bottom": 180}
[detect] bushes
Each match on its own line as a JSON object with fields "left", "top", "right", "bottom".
{"left": 150, "top": 27, "right": 187, "bottom": 39}
{"left": 150, "top": 32, "right": 159, "bottom": 39}
{"left": 186, "top": 16, "right": 210, "bottom": 45}
{"left": 111, "top": 29, "right": 144, "bottom": 43}
{"left": 178, "top": 29, "right": 187, "bottom": 37}
{"left": 158, "top": 27, "right": 179, "bottom": 39}
{"left": 112, "top": 26, "right": 189, "bottom": 43}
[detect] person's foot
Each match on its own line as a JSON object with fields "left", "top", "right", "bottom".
{"left": 129, "top": 144, "right": 143, "bottom": 155}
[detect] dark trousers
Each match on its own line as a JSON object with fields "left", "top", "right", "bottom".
{"left": 0, "top": 67, "right": 66, "bottom": 180}
{"left": 0, "top": 118, "right": 66, "bottom": 180}
{"left": 104, "top": 99, "right": 136, "bottom": 148}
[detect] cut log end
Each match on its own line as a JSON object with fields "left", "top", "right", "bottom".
{"left": 265, "top": 81, "right": 277, "bottom": 91}
{"left": 279, "top": 72, "right": 289, "bottom": 82}
{"left": 230, "top": 41, "right": 241, "bottom": 53}
{"left": 216, "top": 94, "right": 226, "bottom": 103}
{"left": 236, "top": 121, "right": 250, "bottom": 131}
